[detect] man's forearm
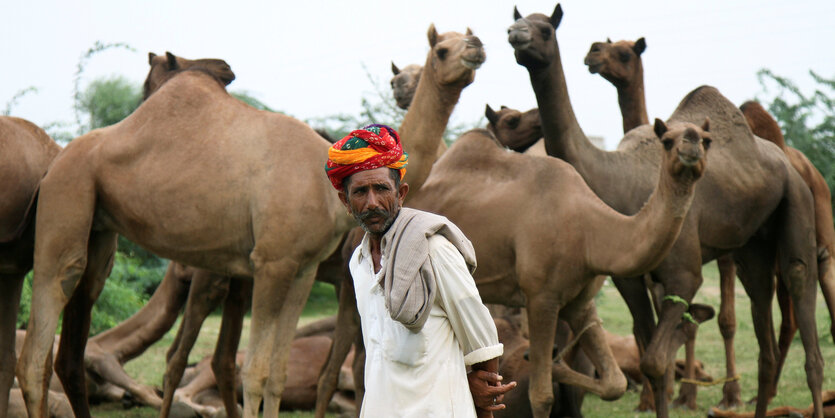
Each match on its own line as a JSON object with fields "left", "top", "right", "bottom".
{"left": 471, "top": 357, "right": 499, "bottom": 375}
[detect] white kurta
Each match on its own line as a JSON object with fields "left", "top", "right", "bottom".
{"left": 350, "top": 233, "right": 503, "bottom": 418}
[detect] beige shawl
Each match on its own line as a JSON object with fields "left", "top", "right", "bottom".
{"left": 379, "top": 208, "right": 477, "bottom": 331}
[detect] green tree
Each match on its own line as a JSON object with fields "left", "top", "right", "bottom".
{"left": 78, "top": 76, "right": 141, "bottom": 131}
{"left": 756, "top": 69, "right": 835, "bottom": 209}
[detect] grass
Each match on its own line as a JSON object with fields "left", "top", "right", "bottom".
{"left": 90, "top": 264, "right": 833, "bottom": 417}
{"left": 582, "top": 262, "right": 835, "bottom": 417}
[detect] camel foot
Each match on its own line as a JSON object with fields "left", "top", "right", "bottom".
{"left": 635, "top": 384, "right": 656, "bottom": 412}
{"left": 170, "top": 400, "right": 201, "bottom": 418}
{"left": 672, "top": 382, "right": 698, "bottom": 410}
{"left": 715, "top": 381, "right": 742, "bottom": 410}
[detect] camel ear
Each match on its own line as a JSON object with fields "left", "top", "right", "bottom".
{"left": 485, "top": 104, "right": 499, "bottom": 125}
{"left": 391, "top": 61, "right": 400, "bottom": 76}
{"left": 701, "top": 117, "right": 710, "bottom": 132}
{"left": 428, "top": 23, "right": 439, "bottom": 47}
{"left": 466, "top": 27, "right": 473, "bottom": 36}
{"left": 165, "top": 52, "right": 179, "bottom": 70}
{"left": 654, "top": 118, "right": 668, "bottom": 139}
{"left": 606, "top": 37, "right": 612, "bottom": 44}
{"left": 148, "top": 52, "right": 157, "bottom": 65}
{"left": 513, "top": 6, "right": 522, "bottom": 21}
{"left": 550, "top": 4, "right": 563, "bottom": 29}
{"left": 633, "top": 37, "right": 647, "bottom": 56}
{"left": 688, "top": 303, "right": 715, "bottom": 324}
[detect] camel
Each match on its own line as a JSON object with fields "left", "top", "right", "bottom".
{"left": 0, "top": 116, "right": 61, "bottom": 418}
{"left": 15, "top": 43, "right": 357, "bottom": 418}
{"left": 312, "top": 25, "right": 487, "bottom": 417}
{"left": 390, "top": 62, "right": 422, "bottom": 111}
{"left": 708, "top": 390, "right": 835, "bottom": 418}
{"left": 585, "top": 36, "right": 835, "bottom": 410}
{"left": 484, "top": 104, "right": 544, "bottom": 154}
{"left": 405, "top": 114, "right": 710, "bottom": 417}
{"left": 508, "top": 5, "right": 824, "bottom": 417}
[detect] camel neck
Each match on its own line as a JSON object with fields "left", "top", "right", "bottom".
{"left": 398, "top": 60, "right": 465, "bottom": 195}
{"left": 586, "top": 161, "right": 698, "bottom": 277}
{"left": 616, "top": 68, "right": 648, "bottom": 133}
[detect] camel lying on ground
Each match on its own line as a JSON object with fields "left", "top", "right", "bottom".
{"left": 0, "top": 116, "right": 62, "bottom": 418}
{"left": 509, "top": 5, "right": 823, "bottom": 418}
{"left": 585, "top": 36, "right": 835, "bottom": 410}
{"left": 708, "top": 390, "right": 835, "bottom": 418}
{"left": 16, "top": 45, "right": 355, "bottom": 418}
{"left": 406, "top": 114, "right": 710, "bottom": 417}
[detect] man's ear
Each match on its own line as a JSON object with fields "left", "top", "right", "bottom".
{"left": 338, "top": 190, "right": 350, "bottom": 210}
{"left": 398, "top": 182, "right": 409, "bottom": 204}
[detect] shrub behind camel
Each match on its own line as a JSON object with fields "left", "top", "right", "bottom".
{"left": 508, "top": 5, "right": 823, "bottom": 418}
{"left": 584, "top": 36, "right": 835, "bottom": 410}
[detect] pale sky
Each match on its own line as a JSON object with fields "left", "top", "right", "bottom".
{"left": 3, "top": 0, "right": 834, "bottom": 150}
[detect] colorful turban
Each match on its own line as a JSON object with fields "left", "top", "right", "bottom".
{"left": 325, "top": 124, "right": 408, "bottom": 191}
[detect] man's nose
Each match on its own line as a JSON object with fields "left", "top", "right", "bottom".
{"left": 366, "top": 190, "right": 382, "bottom": 209}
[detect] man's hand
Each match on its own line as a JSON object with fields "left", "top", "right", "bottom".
{"left": 467, "top": 369, "right": 517, "bottom": 418}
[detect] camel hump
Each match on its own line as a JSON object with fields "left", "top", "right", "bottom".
{"left": 669, "top": 86, "right": 752, "bottom": 149}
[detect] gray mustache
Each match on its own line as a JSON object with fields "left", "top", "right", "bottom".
{"left": 357, "top": 209, "right": 389, "bottom": 221}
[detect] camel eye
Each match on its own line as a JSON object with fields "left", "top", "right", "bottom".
{"left": 437, "top": 48, "right": 448, "bottom": 60}
{"left": 703, "top": 138, "right": 712, "bottom": 150}
{"left": 619, "top": 51, "right": 631, "bottom": 62}
{"left": 540, "top": 27, "right": 551, "bottom": 38}
{"left": 662, "top": 138, "right": 674, "bottom": 151}
{"left": 507, "top": 117, "right": 520, "bottom": 129}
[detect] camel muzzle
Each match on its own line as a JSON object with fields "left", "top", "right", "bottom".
{"left": 507, "top": 25, "right": 532, "bottom": 50}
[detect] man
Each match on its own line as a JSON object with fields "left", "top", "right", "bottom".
{"left": 325, "top": 124, "right": 516, "bottom": 417}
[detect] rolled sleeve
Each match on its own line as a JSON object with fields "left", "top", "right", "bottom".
{"left": 428, "top": 235, "right": 503, "bottom": 366}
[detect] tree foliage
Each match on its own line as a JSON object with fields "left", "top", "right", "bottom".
{"left": 756, "top": 69, "right": 835, "bottom": 209}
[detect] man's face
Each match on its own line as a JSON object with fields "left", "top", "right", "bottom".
{"left": 339, "top": 167, "right": 408, "bottom": 236}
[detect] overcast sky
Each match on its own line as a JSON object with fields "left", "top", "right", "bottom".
{"left": 3, "top": 0, "right": 834, "bottom": 150}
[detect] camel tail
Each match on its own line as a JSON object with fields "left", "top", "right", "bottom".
{"left": 0, "top": 186, "right": 39, "bottom": 244}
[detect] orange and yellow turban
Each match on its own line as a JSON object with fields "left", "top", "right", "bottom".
{"left": 325, "top": 124, "right": 408, "bottom": 191}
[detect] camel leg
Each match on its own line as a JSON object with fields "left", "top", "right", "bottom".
{"left": 0, "top": 273, "right": 24, "bottom": 418}
{"left": 352, "top": 334, "right": 365, "bottom": 414}
{"left": 160, "top": 271, "right": 230, "bottom": 417}
{"left": 612, "top": 275, "right": 657, "bottom": 411}
{"left": 559, "top": 299, "right": 627, "bottom": 401}
{"left": 818, "top": 247, "right": 835, "bottom": 344}
{"left": 734, "top": 239, "right": 780, "bottom": 418}
{"left": 211, "top": 278, "right": 252, "bottom": 418}
{"left": 771, "top": 275, "right": 796, "bottom": 401}
{"left": 672, "top": 326, "right": 698, "bottom": 410}
{"left": 775, "top": 204, "right": 824, "bottom": 418}
{"left": 54, "top": 231, "right": 118, "bottom": 418}
{"left": 715, "top": 255, "right": 742, "bottom": 409}
{"left": 525, "top": 296, "right": 560, "bottom": 418}
{"left": 315, "top": 276, "right": 360, "bottom": 418}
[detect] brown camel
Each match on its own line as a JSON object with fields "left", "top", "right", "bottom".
{"left": 16, "top": 44, "right": 356, "bottom": 418}
{"left": 0, "top": 116, "right": 61, "bottom": 418}
{"left": 585, "top": 37, "right": 835, "bottom": 410}
{"left": 484, "top": 104, "right": 544, "bottom": 154}
{"left": 390, "top": 62, "right": 422, "bottom": 111}
{"left": 708, "top": 390, "right": 835, "bottom": 418}
{"left": 508, "top": 4, "right": 823, "bottom": 418}
{"left": 407, "top": 115, "right": 710, "bottom": 417}
{"left": 313, "top": 25, "right": 487, "bottom": 417}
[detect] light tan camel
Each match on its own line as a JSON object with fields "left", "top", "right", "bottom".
{"left": 0, "top": 116, "right": 61, "bottom": 418}
{"left": 313, "top": 25, "right": 487, "bottom": 417}
{"left": 15, "top": 49, "right": 356, "bottom": 418}
{"left": 585, "top": 37, "right": 835, "bottom": 410}
{"left": 407, "top": 116, "right": 710, "bottom": 416}
{"left": 509, "top": 5, "right": 823, "bottom": 418}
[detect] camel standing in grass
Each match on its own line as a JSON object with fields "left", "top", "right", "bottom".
{"left": 0, "top": 116, "right": 61, "bottom": 418}
{"left": 408, "top": 118, "right": 710, "bottom": 417}
{"left": 585, "top": 37, "right": 835, "bottom": 410}
{"left": 509, "top": 5, "right": 823, "bottom": 418}
{"left": 15, "top": 48, "right": 355, "bottom": 418}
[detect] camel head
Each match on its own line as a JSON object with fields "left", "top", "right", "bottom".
{"left": 508, "top": 4, "right": 563, "bottom": 70}
{"left": 143, "top": 52, "right": 236, "bottom": 100}
{"left": 390, "top": 62, "right": 423, "bottom": 110}
{"left": 654, "top": 118, "right": 711, "bottom": 181}
{"left": 584, "top": 37, "right": 646, "bottom": 87}
{"left": 424, "top": 24, "right": 486, "bottom": 87}
{"left": 485, "top": 104, "right": 542, "bottom": 152}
